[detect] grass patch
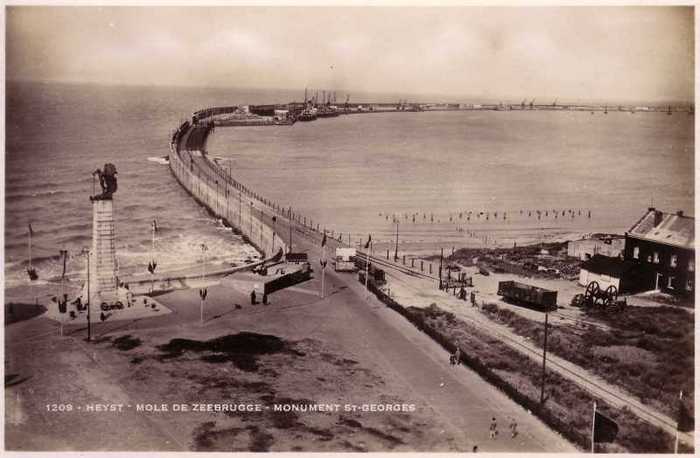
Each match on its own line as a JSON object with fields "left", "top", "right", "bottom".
{"left": 480, "top": 302, "right": 694, "bottom": 419}
{"left": 112, "top": 335, "right": 142, "bottom": 351}
{"left": 156, "top": 332, "right": 287, "bottom": 371}
{"left": 366, "top": 280, "right": 688, "bottom": 453}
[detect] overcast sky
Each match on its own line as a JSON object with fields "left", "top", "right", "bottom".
{"left": 5, "top": 6, "right": 694, "bottom": 102}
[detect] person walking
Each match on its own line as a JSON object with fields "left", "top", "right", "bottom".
{"left": 250, "top": 289, "right": 257, "bottom": 305}
{"left": 489, "top": 417, "right": 498, "bottom": 439}
{"left": 453, "top": 346, "right": 461, "bottom": 366}
{"left": 509, "top": 418, "right": 518, "bottom": 438}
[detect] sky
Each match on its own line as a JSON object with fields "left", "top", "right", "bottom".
{"left": 5, "top": 6, "right": 695, "bottom": 103}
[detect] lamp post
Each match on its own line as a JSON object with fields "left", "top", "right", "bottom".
{"left": 260, "top": 207, "right": 264, "bottom": 251}
{"left": 272, "top": 216, "right": 277, "bottom": 252}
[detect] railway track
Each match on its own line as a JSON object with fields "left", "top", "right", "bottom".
{"left": 367, "top": 255, "right": 691, "bottom": 445}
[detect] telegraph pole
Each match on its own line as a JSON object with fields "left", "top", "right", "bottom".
{"left": 540, "top": 310, "right": 549, "bottom": 404}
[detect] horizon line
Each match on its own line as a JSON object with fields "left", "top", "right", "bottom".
{"left": 7, "top": 77, "right": 695, "bottom": 106}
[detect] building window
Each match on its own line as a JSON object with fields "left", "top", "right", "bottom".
{"left": 667, "top": 276, "right": 675, "bottom": 289}
{"left": 670, "top": 255, "right": 678, "bottom": 268}
{"left": 687, "top": 279, "right": 694, "bottom": 291}
{"left": 633, "top": 246, "right": 640, "bottom": 259}
{"left": 653, "top": 252, "right": 660, "bottom": 264}
{"left": 689, "top": 260, "right": 695, "bottom": 272}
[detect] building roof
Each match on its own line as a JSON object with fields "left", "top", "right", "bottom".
{"left": 581, "top": 255, "right": 638, "bottom": 278}
{"left": 627, "top": 208, "right": 694, "bottom": 250}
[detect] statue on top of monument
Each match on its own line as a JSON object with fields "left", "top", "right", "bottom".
{"left": 90, "top": 163, "right": 118, "bottom": 201}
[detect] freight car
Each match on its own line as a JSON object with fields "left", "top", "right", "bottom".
{"left": 358, "top": 268, "right": 386, "bottom": 286}
{"left": 497, "top": 280, "right": 558, "bottom": 310}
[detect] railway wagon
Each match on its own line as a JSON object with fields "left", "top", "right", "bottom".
{"left": 358, "top": 266, "right": 386, "bottom": 286}
{"left": 497, "top": 280, "right": 558, "bottom": 310}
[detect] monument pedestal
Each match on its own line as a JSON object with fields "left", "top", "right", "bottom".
{"left": 80, "top": 199, "right": 122, "bottom": 313}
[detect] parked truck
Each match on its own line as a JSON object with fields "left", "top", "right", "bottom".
{"left": 334, "top": 247, "right": 357, "bottom": 272}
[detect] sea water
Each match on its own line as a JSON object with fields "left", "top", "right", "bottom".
{"left": 5, "top": 81, "right": 694, "bottom": 301}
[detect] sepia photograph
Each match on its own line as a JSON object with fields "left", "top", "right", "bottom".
{"left": 3, "top": 3, "right": 695, "bottom": 453}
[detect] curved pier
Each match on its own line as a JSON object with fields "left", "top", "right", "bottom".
{"left": 169, "top": 107, "right": 286, "bottom": 263}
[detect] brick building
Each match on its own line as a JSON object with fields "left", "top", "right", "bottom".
{"left": 623, "top": 208, "right": 694, "bottom": 295}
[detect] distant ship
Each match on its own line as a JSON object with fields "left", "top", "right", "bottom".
{"left": 297, "top": 108, "right": 317, "bottom": 121}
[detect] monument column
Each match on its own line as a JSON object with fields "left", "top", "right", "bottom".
{"left": 89, "top": 199, "right": 118, "bottom": 307}
{"left": 84, "top": 163, "right": 120, "bottom": 314}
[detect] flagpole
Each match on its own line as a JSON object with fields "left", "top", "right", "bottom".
{"left": 591, "top": 401, "right": 597, "bottom": 453}
{"left": 365, "top": 239, "right": 371, "bottom": 297}
{"left": 321, "top": 240, "right": 326, "bottom": 299}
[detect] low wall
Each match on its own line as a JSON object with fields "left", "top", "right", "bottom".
{"left": 168, "top": 122, "right": 286, "bottom": 262}
{"left": 169, "top": 149, "right": 286, "bottom": 259}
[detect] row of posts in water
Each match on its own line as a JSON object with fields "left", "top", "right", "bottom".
{"left": 379, "top": 208, "right": 592, "bottom": 223}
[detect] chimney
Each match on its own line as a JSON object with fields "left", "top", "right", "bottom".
{"left": 653, "top": 210, "right": 663, "bottom": 227}
{"left": 677, "top": 210, "right": 684, "bottom": 217}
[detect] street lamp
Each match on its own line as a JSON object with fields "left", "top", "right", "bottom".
{"left": 250, "top": 202, "right": 254, "bottom": 238}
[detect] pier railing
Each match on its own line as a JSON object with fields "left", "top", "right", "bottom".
{"left": 169, "top": 119, "right": 286, "bottom": 260}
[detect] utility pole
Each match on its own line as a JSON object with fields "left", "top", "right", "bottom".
{"left": 540, "top": 310, "right": 549, "bottom": 404}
